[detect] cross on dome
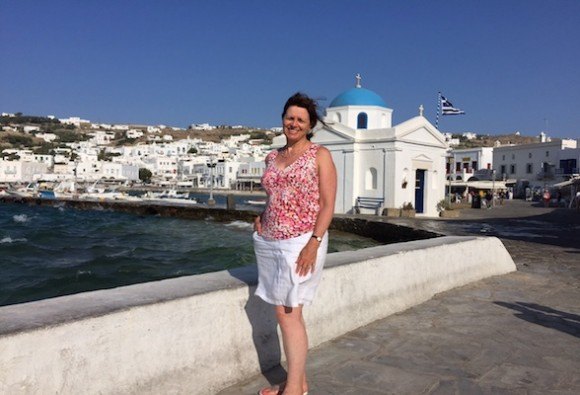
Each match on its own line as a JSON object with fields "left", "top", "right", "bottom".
{"left": 355, "top": 73, "right": 362, "bottom": 88}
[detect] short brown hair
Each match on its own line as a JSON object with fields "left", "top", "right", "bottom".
{"left": 282, "top": 92, "right": 321, "bottom": 131}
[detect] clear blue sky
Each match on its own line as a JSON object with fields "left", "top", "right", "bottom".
{"left": 1, "top": 0, "right": 579, "bottom": 139}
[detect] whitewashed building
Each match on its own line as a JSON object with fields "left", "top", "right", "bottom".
{"left": 35, "top": 132, "right": 58, "bottom": 143}
{"left": 449, "top": 147, "right": 494, "bottom": 181}
{"left": 0, "top": 160, "right": 48, "bottom": 182}
{"left": 274, "top": 76, "right": 448, "bottom": 217}
{"left": 493, "top": 139, "right": 579, "bottom": 187}
{"left": 126, "top": 129, "right": 144, "bottom": 139}
{"left": 101, "top": 162, "right": 139, "bottom": 181}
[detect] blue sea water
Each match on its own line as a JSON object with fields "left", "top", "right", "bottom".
{"left": 0, "top": 203, "right": 379, "bottom": 306}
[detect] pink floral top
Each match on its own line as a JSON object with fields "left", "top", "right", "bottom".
{"left": 261, "top": 144, "right": 321, "bottom": 240}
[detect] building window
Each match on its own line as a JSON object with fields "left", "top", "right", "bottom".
{"left": 456, "top": 162, "right": 461, "bottom": 172}
{"left": 526, "top": 163, "right": 533, "bottom": 174}
{"left": 546, "top": 151, "right": 549, "bottom": 157}
{"left": 512, "top": 154, "right": 515, "bottom": 160}
{"left": 528, "top": 153, "right": 532, "bottom": 158}
{"left": 510, "top": 164, "right": 516, "bottom": 174}
{"left": 502, "top": 155, "right": 505, "bottom": 161}
{"left": 472, "top": 161, "right": 478, "bottom": 170}
{"left": 357, "top": 112, "right": 368, "bottom": 129}
{"left": 500, "top": 165, "right": 506, "bottom": 175}
{"left": 365, "top": 167, "right": 377, "bottom": 190}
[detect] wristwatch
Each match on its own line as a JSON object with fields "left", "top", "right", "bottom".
{"left": 312, "top": 235, "right": 323, "bottom": 242}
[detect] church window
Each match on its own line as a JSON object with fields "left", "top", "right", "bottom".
{"left": 357, "top": 112, "right": 368, "bottom": 129}
{"left": 366, "top": 167, "right": 378, "bottom": 190}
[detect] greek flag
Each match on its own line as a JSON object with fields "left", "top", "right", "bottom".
{"left": 440, "top": 94, "right": 465, "bottom": 115}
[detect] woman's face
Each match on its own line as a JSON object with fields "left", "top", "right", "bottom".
{"left": 283, "top": 105, "right": 310, "bottom": 144}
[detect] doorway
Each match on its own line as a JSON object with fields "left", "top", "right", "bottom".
{"left": 415, "top": 169, "right": 425, "bottom": 213}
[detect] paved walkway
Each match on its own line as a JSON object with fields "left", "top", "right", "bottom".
{"left": 220, "top": 200, "right": 580, "bottom": 394}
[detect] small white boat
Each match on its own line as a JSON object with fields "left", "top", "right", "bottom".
{"left": 39, "top": 181, "right": 78, "bottom": 200}
{"left": 7, "top": 183, "right": 39, "bottom": 198}
{"left": 142, "top": 189, "right": 197, "bottom": 205}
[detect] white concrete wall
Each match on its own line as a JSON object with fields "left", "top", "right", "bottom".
{"left": 0, "top": 236, "right": 515, "bottom": 395}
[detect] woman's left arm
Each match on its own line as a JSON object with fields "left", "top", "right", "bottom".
{"left": 296, "top": 147, "right": 337, "bottom": 276}
{"left": 312, "top": 147, "right": 337, "bottom": 238}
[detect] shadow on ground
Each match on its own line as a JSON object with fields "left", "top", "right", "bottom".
{"left": 494, "top": 301, "right": 580, "bottom": 338}
{"left": 227, "top": 266, "right": 287, "bottom": 386}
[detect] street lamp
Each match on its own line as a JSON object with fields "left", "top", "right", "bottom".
{"left": 447, "top": 155, "right": 454, "bottom": 206}
{"left": 206, "top": 156, "right": 216, "bottom": 206}
{"left": 492, "top": 169, "right": 496, "bottom": 207}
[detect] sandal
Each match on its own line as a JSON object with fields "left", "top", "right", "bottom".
{"left": 258, "top": 386, "right": 308, "bottom": 395}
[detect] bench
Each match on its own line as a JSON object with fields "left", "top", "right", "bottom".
{"left": 355, "top": 197, "right": 384, "bottom": 215}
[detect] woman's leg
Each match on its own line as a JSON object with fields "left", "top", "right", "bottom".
{"left": 276, "top": 305, "right": 308, "bottom": 395}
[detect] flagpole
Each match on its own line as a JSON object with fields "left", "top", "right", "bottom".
{"left": 435, "top": 92, "right": 441, "bottom": 129}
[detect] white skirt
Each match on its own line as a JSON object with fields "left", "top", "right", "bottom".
{"left": 253, "top": 231, "right": 328, "bottom": 307}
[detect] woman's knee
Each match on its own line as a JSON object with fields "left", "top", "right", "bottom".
{"left": 275, "top": 305, "right": 303, "bottom": 326}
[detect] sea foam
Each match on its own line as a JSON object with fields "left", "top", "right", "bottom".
{"left": 1, "top": 236, "right": 28, "bottom": 244}
{"left": 225, "top": 221, "right": 253, "bottom": 230}
{"left": 13, "top": 214, "right": 29, "bottom": 223}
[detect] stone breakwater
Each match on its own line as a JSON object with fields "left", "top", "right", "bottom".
{"left": 0, "top": 195, "right": 441, "bottom": 244}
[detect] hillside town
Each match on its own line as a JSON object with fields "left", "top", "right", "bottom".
{"left": 1, "top": 79, "right": 579, "bottom": 216}
{"left": 0, "top": 112, "right": 274, "bottom": 192}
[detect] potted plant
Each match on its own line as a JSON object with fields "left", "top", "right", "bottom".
{"left": 400, "top": 202, "right": 416, "bottom": 217}
{"left": 437, "top": 199, "right": 460, "bottom": 218}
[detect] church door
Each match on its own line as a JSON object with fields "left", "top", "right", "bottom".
{"left": 415, "top": 169, "right": 425, "bottom": 213}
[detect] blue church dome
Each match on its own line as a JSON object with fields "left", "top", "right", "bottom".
{"left": 329, "top": 87, "right": 387, "bottom": 108}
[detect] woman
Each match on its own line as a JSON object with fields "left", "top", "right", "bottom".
{"left": 253, "top": 92, "right": 337, "bottom": 395}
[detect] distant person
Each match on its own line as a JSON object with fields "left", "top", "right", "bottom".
{"left": 479, "top": 190, "right": 486, "bottom": 208}
{"left": 543, "top": 189, "right": 551, "bottom": 208}
{"left": 525, "top": 187, "right": 532, "bottom": 201}
{"left": 253, "top": 93, "right": 337, "bottom": 395}
{"left": 499, "top": 190, "right": 505, "bottom": 206}
{"left": 485, "top": 190, "right": 493, "bottom": 209}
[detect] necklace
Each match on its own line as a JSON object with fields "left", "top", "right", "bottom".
{"left": 280, "top": 141, "right": 310, "bottom": 159}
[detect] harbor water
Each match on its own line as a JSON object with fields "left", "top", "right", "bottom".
{"left": 0, "top": 203, "right": 380, "bottom": 307}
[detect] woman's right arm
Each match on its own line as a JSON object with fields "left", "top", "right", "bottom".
{"left": 254, "top": 214, "right": 262, "bottom": 234}
{"left": 254, "top": 154, "right": 270, "bottom": 235}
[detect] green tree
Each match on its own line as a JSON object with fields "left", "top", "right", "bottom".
{"left": 187, "top": 147, "right": 198, "bottom": 154}
{"left": 139, "top": 168, "right": 152, "bottom": 183}
{"left": 33, "top": 143, "right": 56, "bottom": 154}
{"left": 4, "top": 134, "right": 33, "bottom": 147}
{"left": 54, "top": 130, "right": 86, "bottom": 142}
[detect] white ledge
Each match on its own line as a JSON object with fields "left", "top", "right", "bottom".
{"left": 0, "top": 236, "right": 515, "bottom": 394}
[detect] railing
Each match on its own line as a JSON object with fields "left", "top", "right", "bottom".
{"left": 555, "top": 168, "right": 579, "bottom": 175}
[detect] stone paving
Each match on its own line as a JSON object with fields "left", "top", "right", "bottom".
{"left": 219, "top": 200, "right": 580, "bottom": 394}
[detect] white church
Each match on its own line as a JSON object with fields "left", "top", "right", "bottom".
{"left": 275, "top": 75, "right": 449, "bottom": 217}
